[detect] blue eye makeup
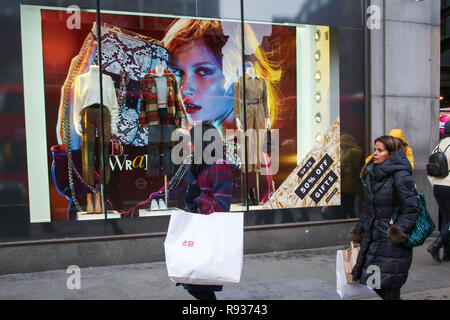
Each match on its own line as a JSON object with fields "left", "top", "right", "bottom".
{"left": 171, "top": 67, "right": 184, "bottom": 78}
{"left": 195, "top": 65, "right": 218, "bottom": 77}
{"left": 196, "top": 67, "right": 213, "bottom": 76}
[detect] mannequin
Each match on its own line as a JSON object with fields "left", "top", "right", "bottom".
{"left": 155, "top": 64, "right": 165, "bottom": 76}
{"left": 234, "top": 66, "right": 271, "bottom": 204}
{"left": 73, "top": 64, "right": 119, "bottom": 213}
{"left": 139, "top": 64, "right": 185, "bottom": 209}
{"left": 235, "top": 67, "right": 271, "bottom": 131}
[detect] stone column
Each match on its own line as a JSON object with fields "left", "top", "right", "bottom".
{"left": 370, "top": 0, "right": 441, "bottom": 221}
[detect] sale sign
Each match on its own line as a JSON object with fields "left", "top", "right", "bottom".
{"left": 263, "top": 118, "right": 341, "bottom": 209}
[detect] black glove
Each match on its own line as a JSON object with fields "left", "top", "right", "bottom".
{"left": 348, "top": 227, "right": 364, "bottom": 243}
{"left": 387, "top": 224, "right": 408, "bottom": 244}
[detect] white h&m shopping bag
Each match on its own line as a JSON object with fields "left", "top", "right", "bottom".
{"left": 336, "top": 250, "right": 375, "bottom": 299}
{"left": 164, "top": 210, "right": 244, "bottom": 285}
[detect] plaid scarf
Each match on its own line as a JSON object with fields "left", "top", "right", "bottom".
{"left": 185, "top": 159, "right": 233, "bottom": 214}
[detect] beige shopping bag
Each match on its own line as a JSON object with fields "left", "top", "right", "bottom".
{"left": 342, "top": 241, "right": 359, "bottom": 283}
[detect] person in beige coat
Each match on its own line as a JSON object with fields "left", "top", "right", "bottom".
{"left": 427, "top": 121, "right": 450, "bottom": 262}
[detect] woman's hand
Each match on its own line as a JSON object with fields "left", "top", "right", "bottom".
{"left": 387, "top": 224, "right": 408, "bottom": 244}
{"left": 348, "top": 226, "right": 364, "bottom": 243}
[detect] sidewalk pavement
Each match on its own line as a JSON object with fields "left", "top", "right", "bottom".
{"left": 0, "top": 237, "right": 449, "bottom": 300}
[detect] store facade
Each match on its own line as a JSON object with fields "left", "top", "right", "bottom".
{"left": 0, "top": 0, "right": 369, "bottom": 273}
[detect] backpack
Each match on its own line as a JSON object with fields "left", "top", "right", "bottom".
{"left": 426, "top": 142, "right": 450, "bottom": 177}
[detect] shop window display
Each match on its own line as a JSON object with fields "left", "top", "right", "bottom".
{"left": 18, "top": 4, "right": 362, "bottom": 225}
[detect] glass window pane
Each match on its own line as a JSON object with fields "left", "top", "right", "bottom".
{"left": 94, "top": 2, "right": 245, "bottom": 221}
{"left": 242, "top": 1, "right": 366, "bottom": 224}
{"left": 1, "top": 0, "right": 366, "bottom": 241}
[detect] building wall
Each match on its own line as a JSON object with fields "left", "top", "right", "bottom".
{"left": 370, "top": 0, "right": 441, "bottom": 221}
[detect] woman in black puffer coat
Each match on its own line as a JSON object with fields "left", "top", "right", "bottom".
{"left": 348, "top": 135, "right": 420, "bottom": 300}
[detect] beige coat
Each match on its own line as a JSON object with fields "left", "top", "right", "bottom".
{"left": 233, "top": 74, "right": 270, "bottom": 129}
{"left": 233, "top": 74, "right": 270, "bottom": 172}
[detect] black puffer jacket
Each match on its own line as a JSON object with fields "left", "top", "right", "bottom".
{"left": 352, "top": 149, "right": 419, "bottom": 289}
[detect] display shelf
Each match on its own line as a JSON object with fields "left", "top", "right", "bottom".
{"left": 138, "top": 208, "right": 178, "bottom": 217}
{"left": 76, "top": 211, "right": 121, "bottom": 221}
{"left": 230, "top": 203, "right": 266, "bottom": 211}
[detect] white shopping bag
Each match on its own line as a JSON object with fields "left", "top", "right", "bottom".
{"left": 336, "top": 250, "right": 375, "bottom": 299}
{"left": 164, "top": 210, "right": 244, "bottom": 285}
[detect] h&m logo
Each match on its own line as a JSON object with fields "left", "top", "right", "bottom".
{"left": 181, "top": 240, "right": 194, "bottom": 247}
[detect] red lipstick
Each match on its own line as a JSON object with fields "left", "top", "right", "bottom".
{"left": 184, "top": 103, "right": 202, "bottom": 114}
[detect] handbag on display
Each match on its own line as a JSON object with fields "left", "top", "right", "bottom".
{"left": 110, "top": 137, "right": 124, "bottom": 156}
{"left": 50, "top": 144, "right": 91, "bottom": 215}
{"left": 164, "top": 210, "right": 244, "bottom": 285}
{"left": 390, "top": 192, "right": 435, "bottom": 248}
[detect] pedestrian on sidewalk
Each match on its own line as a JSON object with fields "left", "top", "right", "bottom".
{"left": 426, "top": 121, "right": 450, "bottom": 262}
{"left": 348, "top": 135, "right": 420, "bottom": 300}
{"left": 179, "top": 123, "right": 233, "bottom": 300}
{"left": 364, "top": 129, "right": 415, "bottom": 169}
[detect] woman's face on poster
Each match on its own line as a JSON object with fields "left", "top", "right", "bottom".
{"left": 171, "top": 40, "right": 233, "bottom": 124}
